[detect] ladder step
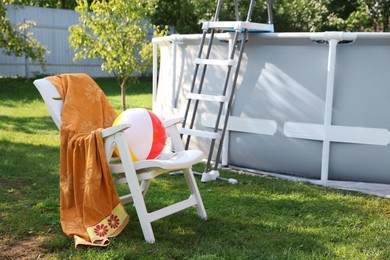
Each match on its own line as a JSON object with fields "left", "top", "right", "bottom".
{"left": 202, "top": 21, "right": 274, "bottom": 32}
{"left": 180, "top": 128, "right": 221, "bottom": 139}
{"left": 195, "top": 58, "right": 234, "bottom": 66}
{"left": 187, "top": 93, "right": 228, "bottom": 102}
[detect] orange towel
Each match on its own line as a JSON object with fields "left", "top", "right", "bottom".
{"left": 46, "top": 73, "right": 128, "bottom": 248}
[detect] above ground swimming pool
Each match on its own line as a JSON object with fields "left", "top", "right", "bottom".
{"left": 152, "top": 32, "right": 390, "bottom": 184}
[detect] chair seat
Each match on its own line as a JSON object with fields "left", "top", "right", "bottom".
{"left": 110, "top": 150, "right": 204, "bottom": 180}
{"left": 135, "top": 150, "right": 203, "bottom": 171}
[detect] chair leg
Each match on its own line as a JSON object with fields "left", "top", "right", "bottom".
{"left": 140, "top": 180, "right": 151, "bottom": 197}
{"left": 182, "top": 168, "right": 207, "bottom": 220}
{"left": 132, "top": 195, "right": 155, "bottom": 243}
{"left": 166, "top": 125, "right": 207, "bottom": 219}
{"left": 116, "top": 133, "right": 156, "bottom": 243}
{"left": 124, "top": 169, "right": 156, "bottom": 243}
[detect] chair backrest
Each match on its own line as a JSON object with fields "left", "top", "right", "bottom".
{"left": 33, "top": 78, "right": 63, "bottom": 129}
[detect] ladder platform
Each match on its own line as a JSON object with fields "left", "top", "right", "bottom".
{"left": 202, "top": 21, "right": 274, "bottom": 32}
{"left": 195, "top": 58, "right": 234, "bottom": 66}
{"left": 180, "top": 128, "right": 221, "bottom": 139}
{"left": 187, "top": 93, "right": 228, "bottom": 102}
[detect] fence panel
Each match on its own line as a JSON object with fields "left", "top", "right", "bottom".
{"left": 0, "top": 5, "right": 111, "bottom": 78}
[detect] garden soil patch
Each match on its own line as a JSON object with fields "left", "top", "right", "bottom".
{"left": 0, "top": 236, "right": 47, "bottom": 259}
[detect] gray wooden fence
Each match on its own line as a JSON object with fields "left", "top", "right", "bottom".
{"left": 0, "top": 5, "right": 151, "bottom": 78}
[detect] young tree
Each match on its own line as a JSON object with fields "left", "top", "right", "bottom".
{"left": 0, "top": 1, "right": 47, "bottom": 68}
{"left": 69, "top": 0, "right": 166, "bottom": 110}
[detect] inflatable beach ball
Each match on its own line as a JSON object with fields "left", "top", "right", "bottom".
{"left": 112, "top": 108, "right": 166, "bottom": 161}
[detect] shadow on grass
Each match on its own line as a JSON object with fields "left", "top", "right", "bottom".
{"left": 0, "top": 139, "right": 59, "bottom": 197}
{"left": 0, "top": 77, "right": 152, "bottom": 105}
{"left": 0, "top": 115, "right": 58, "bottom": 134}
{"left": 0, "top": 78, "right": 42, "bottom": 104}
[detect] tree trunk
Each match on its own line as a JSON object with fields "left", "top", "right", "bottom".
{"left": 120, "top": 80, "right": 127, "bottom": 111}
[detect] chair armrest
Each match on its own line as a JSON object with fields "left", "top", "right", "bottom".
{"left": 162, "top": 116, "right": 184, "bottom": 128}
{"left": 101, "top": 124, "right": 131, "bottom": 138}
{"left": 162, "top": 117, "right": 187, "bottom": 152}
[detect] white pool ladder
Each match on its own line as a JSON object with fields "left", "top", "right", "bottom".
{"left": 180, "top": 0, "right": 274, "bottom": 183}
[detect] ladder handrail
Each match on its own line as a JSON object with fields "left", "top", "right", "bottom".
{"left": 234, "top": 0, "right": 239, "bottom": 21}
{"left": 266, "top": 0, "right": 273, "bottom": 24}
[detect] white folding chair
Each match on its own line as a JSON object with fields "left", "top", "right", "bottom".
{"left": 33, "top": 78, "right": 207, "bottom": 244}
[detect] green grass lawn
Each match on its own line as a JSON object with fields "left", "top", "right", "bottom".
{"left": 1, "top": 77, "right": 390, "bottom": 259}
